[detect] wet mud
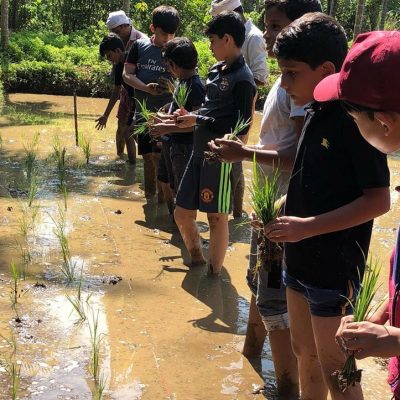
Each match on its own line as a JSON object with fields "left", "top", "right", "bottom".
{"left": 0, "top": 93, "right": 396, "bottom": 399}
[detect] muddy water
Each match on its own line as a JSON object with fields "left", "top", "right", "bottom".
{"left": 0, "top": 93, "right": 397, "bottom": 399}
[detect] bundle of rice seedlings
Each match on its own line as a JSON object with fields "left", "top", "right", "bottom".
{"left": 332, "top": 256, "right": 382, "bottom": 392}
{"left": 204, "top": 116, "right": 251, "bottom": 164}
{"left": 88, "top": 311, "right": 105, "bottom": 382}
{"left": 249, "top": 155, "right": 283, "bottom": 274}
{"left": 173, "top": 82, "right": 191, "bottom": 110}
{"left": 78, "top": 133, "right": 91, "bottom": 164}
{"left": 131, "top": 99, "right": 156, "bottom": 138}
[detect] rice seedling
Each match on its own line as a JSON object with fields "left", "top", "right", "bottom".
{"left": 23, "top": 132, "right": 39, "bottom": 183}
{"left": 131, "top": 99, "right": 156, "bottom": 137}
{"left": 332, "top": 255, "right": 382, "bottom": 392}
{"left": 249, "top": 156, "right": 283, "bottom": 275}
{"left": 0, "top": 335, "right": 20, "bottom": 400}
{"left": 173, "top": 82, "right": 191, "bottom": 110}
{"left": 93, "top": 373, "right": 107, "bottom": 400}
{"left": 52, "top": 135, "right": 68, "bottom": 209}
{"left": 88, "top": 310, "right": 105, "bottom": 382}
{"left": 9, "top": 260, "right": 20, "bottom": 317}
{"left": 16, "top": 240, "right": 31, "bottom": 281}
{"left": 78, "top": 132, "right": 91, "bottom": 164}
{"left": 66, "top": 268, "right": 91, "bottom": 322}
{"left": 204, "top": 116, "right": 251, "bottom": 164}
{"left": 51, "top": 207, "right": 77, "bottom": 283}
{"left": 27, "top": 174, "right": 39, "bottom": 207}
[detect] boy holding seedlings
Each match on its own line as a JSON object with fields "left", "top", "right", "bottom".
{"left": 263, "top": 14, "right": 391, "bottom": 399}
{"left": 123, "top": 6, "right": 180, "bottom": 200}
{"left": 149, "top": 38, "right": 205, "bottom": 215}
{"left": 315, "top": 31, "right": 400, "bottom": 398}
{"left": 209, "top": 0, "right": 321, "bottom": 396}
{"left": 174, "top": 11, "right": 256, "bottom": 275}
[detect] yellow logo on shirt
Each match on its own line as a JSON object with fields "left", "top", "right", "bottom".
{"left": 321, "top": 138, "right": 330, "bottom": 149}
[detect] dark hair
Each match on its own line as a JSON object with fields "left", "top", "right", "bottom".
{"left": 152, "top": 5, "right": 180, "bottom": 34}
{"left": 341, "top": 101, "right": 377, "bottom": 120}
{"left": 233, "top": 5, "right": 245, "bottom": 14}
{"left": 264, "top": 0, "right": 322, "bottom": 21}
{"left": 99, "top": 33, "right": 124, "bottom": 57}
{"left": 273, "top": 12, "right": 347, "bottom": 71}
{"left": 205, "top": 11, "right": 245, "bottom": 48}
{"left": 163, "top": 37, "right": 198, "bottom": 70}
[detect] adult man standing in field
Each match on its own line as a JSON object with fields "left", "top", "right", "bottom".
{"left": 210, "top": 0, "right": 268, "bottom": 218}
{"left": 95, "top": 11, "right": 147, "bottom": 164}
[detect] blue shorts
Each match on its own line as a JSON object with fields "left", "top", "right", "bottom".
{"left": 283, "top": 270, "right": 359, "bottom": 317}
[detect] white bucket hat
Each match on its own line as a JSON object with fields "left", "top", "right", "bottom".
{"left": 106, "top": 10, "right": 131, "bottom": 30}
{"left": 210, "top": 0, "right": 242, "bottom": 16}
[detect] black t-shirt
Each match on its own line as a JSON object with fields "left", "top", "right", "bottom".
{"left": 193, "top": 56, "right": 256, "bottom": 156}
{"left": 168, "top": 75, "right": 205, "bottom": 144}
{"left": 284, "top": 101, "right": 390, "bottom": 289}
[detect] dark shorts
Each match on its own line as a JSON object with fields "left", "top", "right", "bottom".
{"left": 137, "top": 132, "right": 161, "bottom": 155}
{"left": 158, "top": 140, "right": 173, "bottom": 185}
{"left": 283, "top": 270, "right": 359, "bottom": 317}
{"left": 246, "top": 228, "right": 287, "bottom": 318}
{"left": 170, "top": 142, "right": 193, "bottom": 191}
{"left": 176, "top": 155, "right": 232, "bottom": 214}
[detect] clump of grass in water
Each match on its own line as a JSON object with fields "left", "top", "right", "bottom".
{"left": 66, "top": 268, "right": 92, "bottom": 323}
{"left": 52, "top": 135, "right": 68, "bottom": 209}
{"left": 173, "top": 82, "right": 191, "bottom": 110}
{"left": 204, "top": 116, "right": 251, "bottom": 164}
{"left": 0, "top": 335, "right": 20, "bottom": 400}
{"left": 51, "top": 207, "right": 77, "bottom": 282}
{"left": 93, "top": 373, "right": 107, "bottom": 400}
{"left": 88, "top": 310, "right": 105, "bottom": 383}
{"left": 250, "top": 156, "right": 282, "bottom": 275}
{"left": 9, "top": 260, "right": 20, "bottom": 318}
{"left": 78, "top": 132, "right": 91, "bottom": 164}
{"left": 131, "top": 99, "right": 156, "bottom": 137}
{"left": 23, "top": 133, "right": 39, "bottom": 182}
{"left": 332, "top": 256, "right": 382, "bottom": 392}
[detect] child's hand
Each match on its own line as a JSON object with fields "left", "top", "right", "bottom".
{"left": 335, "top": 318, "right": 397, "bottom": 359}
{"left": 149, "top": 123, "right": 172, "bottom": 137}
{"left": 95, "top": 115, "right": 108, "bottom": 130}
{"left": 264, "top": 216, "right": 313, "bottom": 242}
{"left": 173, "top": 108, "right": 189, "bottom": 118}
{"left": 176, "top": 113, "right": 196, "bottom": 128}
{"left": 208, "top": 138, "right": 246, "bottom": 163}
{"left": 146, "top": 83, "right": 162, "bottom": 96}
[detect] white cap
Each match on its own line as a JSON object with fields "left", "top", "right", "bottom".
{"left": 209, "top": 0, "right": 242, "bottom": 16}
{"left": 106, "top": 10, "right": 131, "bottom": 30}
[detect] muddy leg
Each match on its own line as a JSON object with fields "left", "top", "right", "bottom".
{"left": 243, "top": 295, "right": 267, "bottom": 357}
{"left": 116, "top": 116, "right": 127, "bottom": 157}
{"left": 207, "top": 213, "right": 228, "bottom": 275}
{"left": 174, "top": 206, "right": 206, "bottom": 265}
{"left": 125, "top": 128, "right": 136, "bottom": 164}
{"left": 287, "top": 288, "right": 327, "bottom": 400}
{"left": 142, "top": 153, "right": 157, "bottom": 199}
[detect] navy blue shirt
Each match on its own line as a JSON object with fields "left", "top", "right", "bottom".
{"left": 284, "top": 101, "right": 390, "bottom": 289}
{"left": 168, "top": 75, "right": 205, "bottom": 145}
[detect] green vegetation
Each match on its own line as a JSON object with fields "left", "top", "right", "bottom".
{"left": 78, "top": 132, "right": 92, "bottom": 164}
{"left": 0, "top": 335, "right": 20, "bottom": 400}
{"left": 228, "top": 116, "right": 251, "bottom": 140}
{"left": 132, "top": 99, "right": 156, "bottom": 137}
{"left": 88, "top": 311, "right": 105, "bottom": 383}
{"left": 174, "top": 82, "right": 191, "bottom": 109}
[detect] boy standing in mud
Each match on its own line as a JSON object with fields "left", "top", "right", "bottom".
{"left": 123, "top": 6, "right": 180, "bottom": 200}
{"left": 149, "top": 38, "right": 206, "bottom": 216}
{"left": 174, "top": 11, "right": 256, "bottom": 276}
{"left": 263, "top": 13, "right": 390, "bottom": 399}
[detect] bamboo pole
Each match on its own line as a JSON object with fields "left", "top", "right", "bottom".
{"left": 73, "top": 90, "right": 78, "bottom": 146}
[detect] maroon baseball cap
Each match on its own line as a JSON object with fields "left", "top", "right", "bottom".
{"left": 314, "top": 31, "right": 400, "bottom": 113}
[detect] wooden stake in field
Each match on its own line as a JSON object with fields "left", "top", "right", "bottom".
{"left": 73, "top": 90, "right": 79, "bottom": 146}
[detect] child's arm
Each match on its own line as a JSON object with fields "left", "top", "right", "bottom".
{"left": 336, "top": 318, "right": 400, "bottom": 359}
{"left": 95, "top": 84, "right": 121, "bottom": 130}
{"left": 123, "top": 63, "right": 159, "bottom": 95}
{"left": 265, "top": 186, "right": 390, "bottom": 243}
{"left": 369, "top": 297, "right": 390, "bottom": 325}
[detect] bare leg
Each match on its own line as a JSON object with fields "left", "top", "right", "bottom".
{"left": 287, "top": 288, "right": 327, "bottom": 400}
{"left": 207, "top": 212, "right": 228, "bottom": 274}
{"left": 125, "top": 128, "right": 136, "bottom": 164}
{"left": 116, "top": 116, "right": 127, "bottom": 156}
{"left": 243, "top": 295, "right": 267, "bottom": 357}
{"left": 142, "top": 153, "right": 157, "bottom": 199}
{"left": 311, "top": 315, "right": 364, "bottom": 400}
{"left": 269, "top": 328, "right": 299, "bottom": 399}
{"left": 174, "top": 206, "right": 205, "bottom": 265}
{"left": 159, "top": 181, "right": 174, "bottom": 214}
